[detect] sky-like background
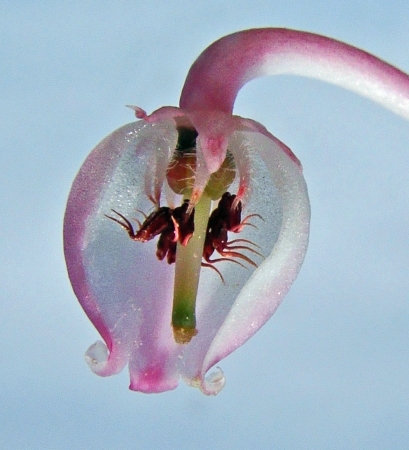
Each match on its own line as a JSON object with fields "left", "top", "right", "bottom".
{"left": 1, "top": 1, "right": 409, "bottom": 449}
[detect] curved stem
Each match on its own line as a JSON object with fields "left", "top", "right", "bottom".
{"left": 180, "top": 28, "right": 409, "bottom": 121}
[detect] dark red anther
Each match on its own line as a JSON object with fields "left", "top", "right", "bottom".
{"left": 202, "top": 192, "right": 263, "bottom": 281}
{"left": 105, "top": 207, "right": 173, "bottom": 242}
{"left": 105, "top": 199, "right": 195, "bottom": 265}
{"left": 156, "top": 228, "right": 177, "bottom": 264}
{"left": 172, "top": 199, "right": 195, "bottom": 246}
{"left": 214, "top": 192, "right": 242, "bottom": 232}
{"left": 156, "top": 200, "right": 195, "bottom": 264}
{"left": 135, "top": 207, "right": 174, "bottom": 242}
{"left": 106, "top": 191, "right": 261, "bottom": 281}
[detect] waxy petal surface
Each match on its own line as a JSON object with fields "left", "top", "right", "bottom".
{"left": 64, "top": 116, "right": 309, "bottom": 394}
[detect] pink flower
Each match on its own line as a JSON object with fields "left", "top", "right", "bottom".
{"left": 64, "top": 29, "right": 409, "bottom": 395}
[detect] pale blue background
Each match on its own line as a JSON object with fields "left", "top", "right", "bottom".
{"left": 1, "top": 1, "right": 409, "bottom": 449}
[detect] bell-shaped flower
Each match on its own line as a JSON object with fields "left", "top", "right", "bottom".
{"left": 64, "top": 28, "right": 409, "bottom": 394}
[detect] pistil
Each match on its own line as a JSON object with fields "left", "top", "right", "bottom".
{"left": 171, "top": 192, "right": 212, "bottom": 344}
{"left": 167, "top": 126, "right": 237, "bottom": 344}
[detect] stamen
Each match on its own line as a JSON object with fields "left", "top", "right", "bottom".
{"left": 201, "top": 262, "right": 226, "bottom": 284}
{"left": 203, "top": 256, "right": 246, "bottom": 270}
{"left": 228, "top": 238, "right": 262, "bottom": 249}
{"left": 223, "top": 243, "right": 264, "bottom": 258}
{"left": 217, "top": 250, "right": 258, "bottom": 267}
{"left": 105, "top": 210, "right": 138, "bottom": 239}
{"left": 236, "top": 213, "right": 264, "bottom": 231}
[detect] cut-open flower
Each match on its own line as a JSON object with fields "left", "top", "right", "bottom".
{"left": 64, "top": 28, "right": 409, "bottom": 395}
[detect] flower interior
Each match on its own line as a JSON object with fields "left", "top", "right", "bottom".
{"left": 105, "top": 125, "right": 268, "bottom": 345}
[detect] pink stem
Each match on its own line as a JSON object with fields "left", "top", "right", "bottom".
{"left": 180, "top": 28, "right": 409, "bottom": 120}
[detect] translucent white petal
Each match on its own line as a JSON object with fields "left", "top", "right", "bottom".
{"left": 202, "top": 130, "right": 310, "bottom": 377}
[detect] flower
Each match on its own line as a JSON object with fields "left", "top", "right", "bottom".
{"left": 64, "top": 28, "right": 409, "bottom": 395}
